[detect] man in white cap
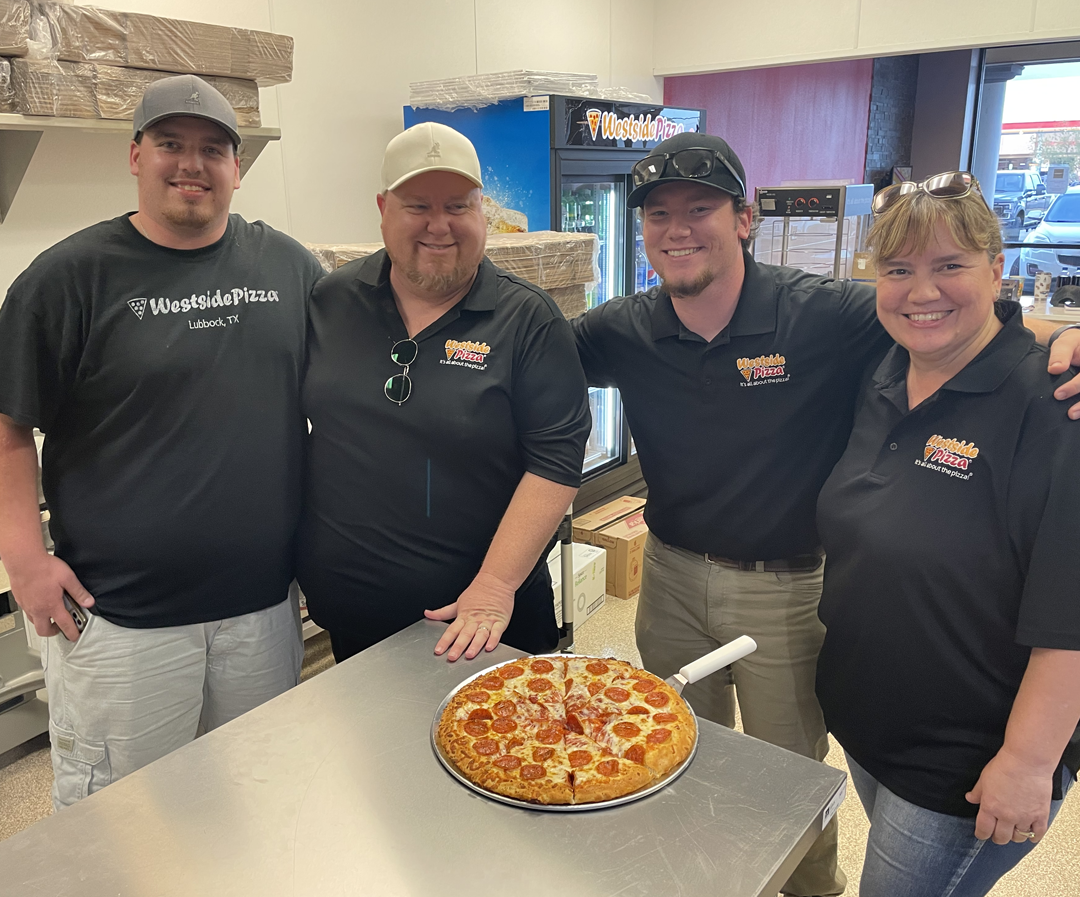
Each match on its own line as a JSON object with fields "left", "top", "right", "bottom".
{"left": 297, "top": 122, "right": 590, "bottom": 663}
{"left": 0, "top": 75, "right": 324, "bottom": 808}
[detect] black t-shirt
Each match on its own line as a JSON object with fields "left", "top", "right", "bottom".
{"left": 816, "top": 304, "right": 1080, "bottom": 816}
{"left": 572, "top": 252, "right": 891, "bottom": 559}
{"left": 0, "top": 214, "right": 325, "bottom": 627}
{"left": 297, "top": 251, "right": 590, "bottom": 652}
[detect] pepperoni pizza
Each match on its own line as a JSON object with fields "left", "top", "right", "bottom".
{"left": 436, "top": 656, "right": 696, "bottom": 805}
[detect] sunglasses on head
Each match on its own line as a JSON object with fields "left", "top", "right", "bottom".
{"left": 385, "top": 338, "right": 417, "bottom": 405}
{"left": 631, "top": 148, "right": 746, "bottom": 197}
{"left": 871, "top": 171, "right": 981, "bottom": 215}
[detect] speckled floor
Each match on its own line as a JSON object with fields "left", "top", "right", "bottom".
{"left": 2, "top": 610, "right": 1077, "bottom": 895}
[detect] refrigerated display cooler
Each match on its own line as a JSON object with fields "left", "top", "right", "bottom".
{"left": 404, "top": 96, "right": 705, "bottom": 484}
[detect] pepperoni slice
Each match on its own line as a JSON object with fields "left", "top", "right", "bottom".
{"left": 473, "top": 738, "right": 499, "bottom": 756}
{"left": 532, "top": 747, "right": 555, "bottom": 762}
{"left": 494, "top": 755, "right": 522, "bottom": 771}
{"left": 647, "top": 728, "right": 672, "bottom": 744}
{"left": 587, "top": 681, "right": 604, "bottom": 696}
{"left": 596, "top": 759, "right": 620, "bottom": 777}
{"left": 493, "top": 700, "right": 516, "bottom": 718}
{"left": 644, "top": 690, "right": 670, "bottom": 708}
{"left": 508, "top": 737, "right": 525, "bottom": 750}
{"left": 627, "top": 705, "right": 650, "bottom": 715}
{"left": 491, "top": 718, "right": 517, "bottom": 735}
{"left": 530, "top": 659, "right": 555, "bottom": 674}
{"left": 528, "top": 677, "right": 553, "bottom": 693}
{"left": 565, "top": 713, "right": 584, "bottom": 735}
{"left": 465, "top": 691, "right": 490, "bottom": 704}
{"left": 537, "top": 726, "right": 564, "bottom": 745}
{"left": 604, "top": 687, "right": 631, "bottom": 703}
{"left": 478, "top": 676, "right": 504, "bottom": 690}
{"left": 563, "top": 677, "right": 574, "bottom": 695}
{"left": 613, "top": 721, "right": 641, "bottom": 738}
{"left": 498, "top": 664, "right": 525, "bottom": 680}
{"left": 654, "top": 712, "right": 679, "bottom": 724}
{"left": 568, "top": 750, "right": 592, "bottom": 768}
{"left": 468, "top": 708, "right": 493, "bottom": 720}
{"left": 586, "top": 660, "right": 610, "bottom": 675}
{"left": 464, "top": 720, "right": 489, "bottom": 737}
{"left": 632, "top": 679, "right": 658, "bottom": 693}
{"left": 520, "top": 764, "right": 546, "bottom": 780}
{"left": 625, "top": 744, "right": 646, "bottom": 765}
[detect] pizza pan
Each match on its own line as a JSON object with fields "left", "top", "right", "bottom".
{"left": 429, "top": 654, "right": 699, "bottom": 812}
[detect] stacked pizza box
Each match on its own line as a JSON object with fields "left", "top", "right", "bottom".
{"left": 0, "top": 1, "right": 292, "bottom": 125}
{"left": 409, "top": 70, "right": 599, "bottom": 111}
{"left": 304, "top": 232, "right": 600, "bottom": 321}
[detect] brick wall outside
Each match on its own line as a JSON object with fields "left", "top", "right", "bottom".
{"left": 865, "top": 55, "right": 920, "bottom": 187}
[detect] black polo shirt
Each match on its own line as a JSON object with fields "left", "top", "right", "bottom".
{"left": 572, "top": 251, "right": 890, "bottom": 559}
{"left": 297, "top": 251, "right": 590, "bottom": 652}
{"left": 816, "top": 303, "right": 1080, "bottom": 817}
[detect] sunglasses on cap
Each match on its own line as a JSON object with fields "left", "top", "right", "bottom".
{"left": 631, "top": 148, "right": 746, "bottom": 197}
{"left": 871, "top": 171, "right": 981, "bottom": 215}
{"left": 385, "top": 338, "right": 417, "bottom": 405}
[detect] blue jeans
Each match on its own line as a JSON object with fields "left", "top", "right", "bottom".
{"left": 847, "top": 753, "right": 1074, "bottom": 897}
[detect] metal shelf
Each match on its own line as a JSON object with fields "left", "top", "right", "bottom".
{"left": 0, "top": 113, "right": 280, "bottom": 223}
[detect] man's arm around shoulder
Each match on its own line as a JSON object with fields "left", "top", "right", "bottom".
{"left": 0, "top": 414, "right": 93, "bottom": 640}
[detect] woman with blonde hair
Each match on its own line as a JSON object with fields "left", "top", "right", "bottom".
{"left": 815, "top": 172, "right": 1080, "bottom": 897}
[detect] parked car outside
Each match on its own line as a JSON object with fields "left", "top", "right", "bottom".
{"left": 1020, "top": 186, "right": 1080, "bottom": 280}
{"left": 994, "top": 170, "right": 1051, "bottom": 232}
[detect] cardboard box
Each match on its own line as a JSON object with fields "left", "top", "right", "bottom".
{"left": 0, "top": 0, "right": 30, "bottom": 57}
{"left": 594, "top": 510, "right": 648, "bottom": 600}
{"left": 851, "top": 251, "right": 876, "bottom": 281}
{"left": 572, "top": 495, "right": 647, "bottom": 544}
{"left": 548, "top": 543, "right": 606, "bottom": 629}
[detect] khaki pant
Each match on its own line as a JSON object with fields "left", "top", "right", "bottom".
{"left": 43, "top": 592, "right": 303, "bottom": 811}
{"left": 637, "top": 534, "right": 845, "bottom": 897}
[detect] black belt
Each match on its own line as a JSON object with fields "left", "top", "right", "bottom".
{"left": 703, "top": 553, "right": 823, "bottom": 573}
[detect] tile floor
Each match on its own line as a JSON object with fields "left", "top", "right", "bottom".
{"left": 2, "top": 598, "right": 1077, "bottom": 896}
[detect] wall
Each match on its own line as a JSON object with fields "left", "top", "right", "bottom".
{"left": 663, "top": 60, "right": 873, "bottom": 195}
{"left": 910, "top": 51, "right": 981, "bottom": 178}
{"left": 0, "top": 0, "right": 659, "bottom": 296}
{"left": 653, "top": 0, "right": 1080, "bottom": 76}
{"left": 863, "top": 55, "right": 919, "bottom": 186}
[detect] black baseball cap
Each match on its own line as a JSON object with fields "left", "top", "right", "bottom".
{"left": 133, "top": 74, "right": 241, "bottom": 148}
{"left": 628, "top": 133, "right": 746, "bottom": 208}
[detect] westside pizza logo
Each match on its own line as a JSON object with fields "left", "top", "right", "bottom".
{"left": 441, "top": 339, "right": 491, "bottom": 371}
{"left": 915, "top": 434, "right": 979, "bottom": 480}
{"left": 737, "top": 354, "right": 788, "bottom": 387}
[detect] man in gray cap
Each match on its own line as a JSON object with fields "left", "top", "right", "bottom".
{"left": 297, "top": 122, "right": 590, "bottom": 664}
{"left": 0, "top": 75, "right": 324, "bottom": 808}
{"left": 572, "top": 133, "right": 1080, "bottom": 896}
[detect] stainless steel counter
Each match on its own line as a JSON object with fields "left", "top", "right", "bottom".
{"left": 0, "top": 620, "right": 845, "bottom": 897}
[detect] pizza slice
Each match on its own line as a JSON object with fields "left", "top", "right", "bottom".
{"left": 564, "top": 731, "right": 651, "bottom": 804}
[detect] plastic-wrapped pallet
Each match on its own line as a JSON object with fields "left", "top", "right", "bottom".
{"left": 545, "top": 284, "right": 588, "bottom": 320}
{"left": 28, "top": 2, "right": 293, "bottom": 86}
{"left": 0, "top": 58, "right": 14, "bottom": 111}
{"left": 0, "top": 0, "right": 30, "bottom": 56}
{"left": 8, "top": 58, "right": 97, "bottom": 118}
{"left": 303, "top": 243, "right": 384, "bottom": 274}
{"left": 95, "top": 65, "right": 259, "bottom": 126}
{"left": 483, "top": 232, "right": 599, "bottom": 290}
{"left": 409, "top": 70, "right": 598, "bottom": 111}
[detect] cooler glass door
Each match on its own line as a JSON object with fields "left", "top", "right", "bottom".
{"left": 561, "top": 178, "right": 625, "bottom": 475}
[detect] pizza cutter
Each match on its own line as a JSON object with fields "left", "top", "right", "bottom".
{"left": 664, "top": 635, "right": 757, "bottom": 694}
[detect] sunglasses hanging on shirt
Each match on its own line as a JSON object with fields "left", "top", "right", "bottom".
{"left": 385, "top": 338, "right": 418, "bottom": 405}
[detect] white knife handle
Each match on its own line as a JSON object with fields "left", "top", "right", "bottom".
{"left": 678, "top": 636, "right": 757, "bottom": 685}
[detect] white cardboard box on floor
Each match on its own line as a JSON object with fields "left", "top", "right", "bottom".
{"left": 548, "top": 543, "right": 606, "bottom": 629}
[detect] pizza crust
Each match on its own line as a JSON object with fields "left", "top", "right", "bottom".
{"left": 435, "top": 655, "right": 697, "bottom": 805}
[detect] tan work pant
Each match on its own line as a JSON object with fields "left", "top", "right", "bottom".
{"left": 636, "top": 534, "right": 845, "bottom": 897}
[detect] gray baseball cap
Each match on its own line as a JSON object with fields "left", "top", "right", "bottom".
{"left": 133, "top": 74, "right": 241, "bottom": 148}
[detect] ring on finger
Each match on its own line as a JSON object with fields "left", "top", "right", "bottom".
{"left": 1015, "top": 829, "right": 1036, "bottom": 840}
{"left": 477, "top": 624, "right": 490, "bottom": 632}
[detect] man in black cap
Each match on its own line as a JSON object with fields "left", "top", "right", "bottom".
{"left": 0, "top": 75, "right": 324, "bottom": 808}
{"left": 572, "top": 134, "right": 1080, "bottom": 896}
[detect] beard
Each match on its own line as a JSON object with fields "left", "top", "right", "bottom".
{"left": 660, "top": 268, "right": 717, "bottom": 299}
{"left": 402, "top": 261, "right": 475, "bottom": 295}
{"left": 161, "top": 200, "right": 217, "bottom": 231}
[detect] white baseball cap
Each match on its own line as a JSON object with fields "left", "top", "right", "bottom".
{"left": 381, "top": 122, "right": 484, "bottom": 193}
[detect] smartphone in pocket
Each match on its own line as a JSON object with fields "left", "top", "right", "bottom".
{"left": 61, "top": 591, "right": 87, "bottom": 637}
